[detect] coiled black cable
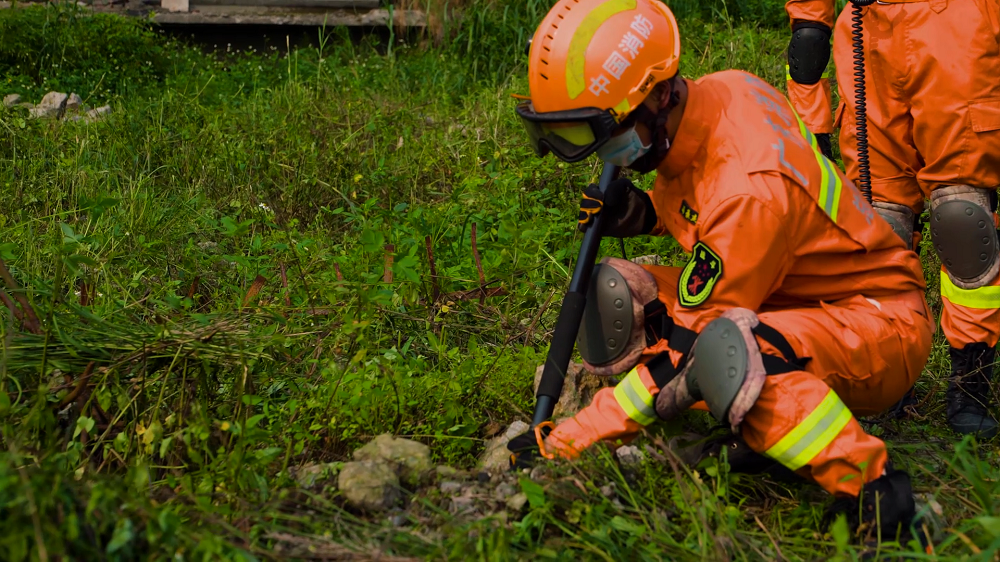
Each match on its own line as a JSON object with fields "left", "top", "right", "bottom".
{"left": 850, "top": 0, "right": 877, "bottom": 203}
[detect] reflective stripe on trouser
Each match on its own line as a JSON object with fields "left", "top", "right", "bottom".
{"left": 940, "top": 268, "right": 1000, "bottom": 348}
{"left": 546, "top": 364, "right": 661, "bottom": 458}
{"left": 764, "top": 389, "right": 852, "bottom": 470}
{"left": 786, "top": 78, "right": 834, "bottom": 135}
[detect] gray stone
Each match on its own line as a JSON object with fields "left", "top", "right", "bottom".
{"left": 86, "top": 105, "right": 112, "bottom": 121}
{"left": 615, "top": 445, "right": 645, "bottom": 467}
{"left": 630, "top": 254, "right": 662, "bottom": 266}
{"left": 65, "top": 93, "right": 83, "bottom": 111}
{"left": 290, "top": 462, "right": 337, "bottom": 490}
{"left": 492, "top": 482, "right": 517, "bottom": 502}
{"left": 2, "top": 94, "right": 20, "bottom": 108}
{"left": 352, "top": 434, "right": 432, "bottom": 486}
{"left": 505, "top": 492, "right": 528, "bottom": 512}
{"left": 439, "top": 481, "right": 464, "bottom": 495}
{"left": 336, "top": 460, "right": 400, "bottom": 511}
{"left": 435, "top": 465, "right": 461, "bottom": 479}
{"left": 29, "top": 92, "right": 68, "bottom": 119}
{"left": 450, "top": 496, "right": 475, "bottom": 515}
{"left": 533, "top": 361, "right": 604, "bottom": 419}
{"left": 479, "top": 420, "right": 529, "bottom": 475}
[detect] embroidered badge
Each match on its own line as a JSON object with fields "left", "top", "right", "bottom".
{"left": 679, "top": 200, "right": 699, "bottom": 224}
{"left": 678, "top": 242, "right": 723, "bottom": 308}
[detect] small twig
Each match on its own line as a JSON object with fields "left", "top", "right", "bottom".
{"left": 333, "top": 262, "right": 344, "bottom": 281}
{"left": 279, "top": 262, "right": 292, "bottom": 307}
{"left": 425, "top": 235, "right": 440, "bottom": 303}
{"left": 0, "top": 257, "right": 40, "bottom": 334}
{"left": 185, "top": 276, "right": 200, "bottom": 299}
{"left": 56, "top": 361, "right": 96, "bottom": 409}
{"left": 78, "top": 279, "right": 90, "bottom": 307}
{"left": 524, "top": 288, "right": 557, "bottom": 344}
{"left": 0, "top": 288, "right": 24, "bottom": 325}
{"left": 241, "top": 275, "right": 268, "bottom": 309}
{"left": 383, "top": 245, "right": 394, "bottom": 284}
{"left": 754, "top": 515, "right": 785, "bottom": 561}
{"left": 947, "top": 528, "right": 981, "bottom": 554}
{"left": 471, "top": 223, "right": 485, "bottom": 304}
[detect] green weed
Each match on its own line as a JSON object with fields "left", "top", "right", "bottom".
{"left": 0, "top": 3, "right": 996, "bottom": 560}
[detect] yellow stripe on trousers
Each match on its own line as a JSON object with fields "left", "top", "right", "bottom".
{"left": 764, "top": 389, "right": 853, "bottom": 471}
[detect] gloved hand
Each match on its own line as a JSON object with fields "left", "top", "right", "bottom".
{"left": 578, "top": 177, "right": 657, "bottom": 237}
{"left": 815, "top": 133, "right": 835, "bottom": 161}
{"left": 506, "top": 422, "right": 553, "bottom": 470}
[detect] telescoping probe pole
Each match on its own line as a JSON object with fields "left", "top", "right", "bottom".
{"left": 531, "top": 162, "right": 621, "bottom": 428}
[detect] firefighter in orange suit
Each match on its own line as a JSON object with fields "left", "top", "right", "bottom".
{"left": 785, "top": 0, "right": 1000, "bottom": 437}
{"left": 511, "top": 0, "right": 934, "bottom": 539}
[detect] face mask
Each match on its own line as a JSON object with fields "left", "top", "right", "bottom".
{"left": 596, "top": 126, "right": 651, "bottom": 166}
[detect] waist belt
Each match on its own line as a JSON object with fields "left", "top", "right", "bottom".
{"left": 642, "top": 300, "right": 810, "bottom": 388}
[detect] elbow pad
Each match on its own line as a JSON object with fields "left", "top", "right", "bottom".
{"left": 787, "top": 22, "right": 832, "bottom": 85}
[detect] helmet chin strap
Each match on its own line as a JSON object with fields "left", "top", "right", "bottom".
{"left": 627, "top": 77, "right": 682, "bottom": 174}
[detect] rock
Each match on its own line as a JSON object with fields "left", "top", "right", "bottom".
{"left": 492, "top": 482, "right": 517, "bottom": 502}
{"left": 389, "top": 512, "right": 408, "bottom": 527}
{"left": 352, "top": 434, "right": 433, "bottom": 486}
{"left": 86, "top": 105, "right": 112, "bottom": 121}
{"left": 450, "top": 496, "right": 476, "bottom": 515}
{"left": 337, "top": 460, "right": 400, "bottom": 511}
{"left": 506, "top": 492, "right": 528, "bottom": 512}
{"left": 435, "top": 465, "right": 460, "bottom": 479}
{"left": 290, "top": 462, "right": 338, "bottom": 490}
{"left": 439, "top": 481, "right": 464, "bottom": 495}
{"left": 65, "top": 93, "right": 83, "bottom": 111}
{"left": 533, "top": 361, "right": 604, "bottom": 419}
{"left": 2, "top": 94, "right": 20, "bottom": 108}
{"left": 16, "top": 102, "right": 34, "bottom": 110}
{"left": 630, "top": 254, "right": 662, "bottom": 266}
{"left": 29, "top": 92, "right": 68, "bottom": 119}
{"left": 600, "top": 482, "right": 616, "bottom": 499}
{"left": 615, "top": 445, "right": 644, "bottom": 467}
{"left": 479, "top": 420, "right": 529, "bottom": 475}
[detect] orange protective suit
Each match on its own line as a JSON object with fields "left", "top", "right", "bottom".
{"left": 784, "top": 0, "right": 836, "bottom": 135}
{"left": 787, "top": 0, "right": 1000, "bottom": 349}
{"left": 832, "top": 0, "right": 1000, "bottom": 348}
{"left": 547, "top": 71, "right": 934, "bottom": 497}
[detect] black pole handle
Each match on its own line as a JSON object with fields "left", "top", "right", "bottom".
{"left": 531, "top": 162, "right": 621, "bottom": 428}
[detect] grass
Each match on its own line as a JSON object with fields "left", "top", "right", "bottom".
{"left": 0, "top": 2, "right": 998, "bottom": 560}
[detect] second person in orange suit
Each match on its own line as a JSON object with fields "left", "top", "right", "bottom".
{"left": 513, "top": 0, "right": 934, "bottom": 542}
{"left": 784, "top": 0, "right": 1000, "bottom": 437}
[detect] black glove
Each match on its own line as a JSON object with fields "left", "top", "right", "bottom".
{"left": 577, "top": 177, "right": 657, "bottom": 238}
{"left": 815, "top": 133, "right": 835, "bottom": 161}
{"left": 824, "top": 469, "right": 917, "bottom": 538}
{"left": 506, "top": 424, "right": 551, "bottom": 470}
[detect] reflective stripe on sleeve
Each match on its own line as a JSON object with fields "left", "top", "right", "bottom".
{"left": 793, "top": 110, "right": 843, "bottom": 221}
{"left": 940, "top": 270, "right": 1000, "bottom": 309}
{"left": 612, "top": 367, "right": 658, "bottom": 426}
{"left": 764, "top": 389, "right": 852, "bottom": 471}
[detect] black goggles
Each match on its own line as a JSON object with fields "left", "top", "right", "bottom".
{"left": 516, "top": 102, "right": 621, "bottom": 163}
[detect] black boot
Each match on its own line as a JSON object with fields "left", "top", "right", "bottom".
{"left": 947, "top": 343, "right": 999, "bottom": 438}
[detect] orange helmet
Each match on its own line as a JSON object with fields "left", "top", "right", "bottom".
{"left": 517, "top": 0, "right": 681, "bottom": 162}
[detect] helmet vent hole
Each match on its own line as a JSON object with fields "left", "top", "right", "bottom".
{"left": 557, "top": 14, "right": 564, "bottom": 19}
{"left": 540, "top": 73, "right": 549, "bottom": 80}
{"left": 543, "top": 46, "right": 550, "bottom": 52}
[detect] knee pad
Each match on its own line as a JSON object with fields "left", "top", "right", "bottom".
{"left": 872, "top": 201, "right": 916, "bottom": 249}
{"left": 930, "top": 185, "right": 1000, "bottom": 289}
{"left": 655, "top": 308, "right": 768, "bottom": 430}
{"left": 787, "top": 23, "right": 831, "bottom": 85}
{"left": 577, "top": 257, "right": 659, "bottom": 376}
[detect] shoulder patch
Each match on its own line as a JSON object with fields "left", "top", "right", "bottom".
{"left": 679, "top": 242, "right": 723, "bottom": 308}
{"left": 679, "top": 200, "right": 699, "bottom": 224}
